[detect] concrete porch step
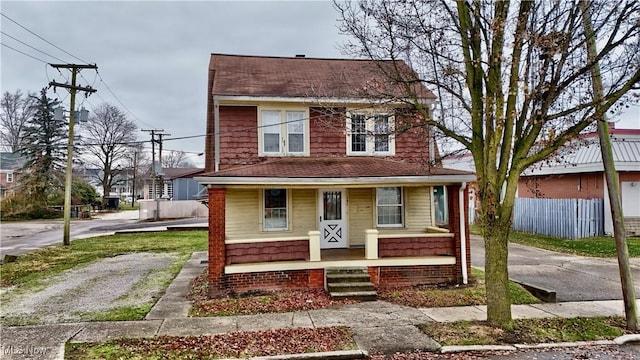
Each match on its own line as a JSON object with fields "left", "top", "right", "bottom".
{"left": 326, "top": 266, "right": 377, "bottom": 301}
{"left": 328, "top": 290, "right": 378, "bottom": 301}
{"left": 327, "top": 282, "right": 376, "bottom": 293}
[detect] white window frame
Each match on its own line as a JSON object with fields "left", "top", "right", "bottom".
{"left": 262, "top": 188, "right": 290, "bottom": 231}
{"left": 432, "top": 185, "right": 448, "bottom": 226}
{"left": 258, "top": 107, "right": 310, "bottom": 157}
{"left": 346, "top": 111, "right": 395, "bottom": 156}
{"left": 376, "top": 187, "right": 404, "bottom": 228}
{"left": 6, "top": 172, "right": 14, "bottom": 183}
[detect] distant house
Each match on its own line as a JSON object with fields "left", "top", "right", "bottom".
{"left": 144, "top": 167, "right": 205, "bottom": 200}
{"left": 196, "top": 53, "right": 475, "bottom": 297}
{"left": 518, "top": 128, "right": 640, "bottom": 236}
{"left": 0, "top": 152, "right": 26, "bottom": 199}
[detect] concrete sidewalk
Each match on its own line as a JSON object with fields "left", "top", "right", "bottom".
{"left": 2, "top": 251, "right": 639, "bottom": 360}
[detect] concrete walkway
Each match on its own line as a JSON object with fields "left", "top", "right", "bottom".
{"left": 2, "top": 251, "right": 639, "bottom": 360}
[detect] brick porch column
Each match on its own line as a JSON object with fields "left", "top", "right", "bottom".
{"left": 208, "top": 186, "right": 226, "bottom": 298}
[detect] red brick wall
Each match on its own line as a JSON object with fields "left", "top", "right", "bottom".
{"left": 208, "top": 187, "right": 226, "bottom": 297}
{"left": 518, "top": 173, "right": 604, "bottom": 199}
{"left": 378, "top": 236, "right": 455, "bottom": 257}
{"left": 218, "top": 106, "right": 259, "bottom": 166}
{"left": 309, "top": 107, "right": 346, "bottom": 157}
{"left": 225, "top": 270, "right": 324, "bottom": 293}
{"left": 447, "top": 184, "right": 471, "bottom": 283}
{"left": 226, "top": 240, "right": 309, "bottom": 265}
{"left": 378, "top": 265, "right": 457, "bottom": 286}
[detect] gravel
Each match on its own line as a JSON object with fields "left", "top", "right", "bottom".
{"left": 0, "top": 252, "right": 179, "bottom": 324}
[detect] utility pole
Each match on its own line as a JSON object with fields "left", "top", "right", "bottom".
{"left": 49, "top": 63, "right": 97, "bottom": 246}
{"left": 142, "top": 129, "right": 164, "bottom": 221}
{"left": 157, "top": 132, "right": 170, "bottom": 199}
{"left": 131, "top": 149, "right": 137, "bottom": 207}
{"left": 581, "top": 1, "right": 637, "bottom": 330}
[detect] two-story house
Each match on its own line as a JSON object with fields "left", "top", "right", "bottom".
{"left": 196, "top": 54, "right": 475, "bottom": 297}
{"left": 0, "top": 152, "right": 26, "bottom": 199}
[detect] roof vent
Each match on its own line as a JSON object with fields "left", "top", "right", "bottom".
{"left": 295, "top": 54, "right": 306, "bottom": 58}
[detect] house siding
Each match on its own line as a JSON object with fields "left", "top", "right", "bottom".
{"left": 226, "top": 188, "right": 316, "bottom": 240}
{"left": 378, "top": 236, "right": 455, "bottom": 257}
{"left": 219, "top": 106, "right": 259, "bottom": 167}
{"left": 347, "top": 188, "right": 374, "bottom": 246}
{"left": 393, "top": 111, "right": 430, "bottom": 162}
{"left": 226, "top": 240, "right": 309, "bottom": 265}
{"left": 309, "top": 107, "right": 346, "bottom": 157}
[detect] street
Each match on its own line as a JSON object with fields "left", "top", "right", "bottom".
{"left": 0, "top": 210, "right": 206, "bottom": 258}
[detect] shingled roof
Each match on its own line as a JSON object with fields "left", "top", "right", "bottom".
{"left": 203, "top": 157, "right": 472, "bottom": 178}
{"left": 209, "top": 54, "right": 436, "bottom": 101}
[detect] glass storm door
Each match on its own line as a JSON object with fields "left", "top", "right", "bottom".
{"left": 319, "top": 189, "right": 347, "bottom": 249}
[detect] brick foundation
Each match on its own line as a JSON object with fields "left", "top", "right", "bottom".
{"left": 224, "top": 269, "right": 325, "bottom": 294}
{"left": 377, "top": 265, "right": 458, "bottom": 287}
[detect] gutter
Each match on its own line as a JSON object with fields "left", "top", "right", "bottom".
{"left": 459, "top": 182, "right": 468, "bottom": 284}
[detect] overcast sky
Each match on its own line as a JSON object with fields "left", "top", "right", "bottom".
{"left": 2, "top": 1, "right": 638, "bottom": 169}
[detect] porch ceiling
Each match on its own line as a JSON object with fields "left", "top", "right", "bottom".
{"left": 196, "top": 157, "right": 475, "bottom": 186}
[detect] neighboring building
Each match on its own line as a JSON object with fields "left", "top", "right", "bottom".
{"left": 518, "top": 128, "right": 640, "bottom": 236}
{"left": 0, "top": 152, "right": 25, "bottom": 199}
{"left": 144, "top": 167, "right": 205, "bottom": 200}
{"left": 196, "top": 54, "right": 475, "bottom": 297}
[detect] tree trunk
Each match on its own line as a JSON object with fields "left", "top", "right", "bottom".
{"left": 484, "top": 220, "right": 512, "bottom": 328}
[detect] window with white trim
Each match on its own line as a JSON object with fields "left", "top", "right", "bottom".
{"left": 263, "top": 188, "right": 288, "bottom": 231}
{"left": 347, "top": 112, "right": 394, "bottom": 155}
{"left": 376, "top": 187, "right": 403, "bottom": 227}
{"left": 433, "top": 186, "right": 448, "bottom": 226}
{"left": 6, "top": 172, "right": 14, "bottom": 183}
{"left": 259, "top": 108, "right": 309, "bottom": 156}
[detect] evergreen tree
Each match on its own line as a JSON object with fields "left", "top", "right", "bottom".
{"left": 17, "top": 88, "right": 67, "bottom": 204}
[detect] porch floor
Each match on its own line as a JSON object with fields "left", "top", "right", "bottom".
{"left": 321, "top": 247, "right": 365, "bottom": 261}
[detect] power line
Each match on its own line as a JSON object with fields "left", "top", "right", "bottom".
{"left": 1, "top": 30, "right": 68, "bottom": 63}
{"left": 95, "top": 70, "right": 155, "bottom": 128}
{"left": 1, "top": 12, "right": 90, "bottom": 64}
{"left": 1, "top": 42, "right": 48, "bottom": 64}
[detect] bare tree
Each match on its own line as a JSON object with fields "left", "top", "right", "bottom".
{"left": 0, "top": 90, "right": 37, "bottom": 152}
{"left": 336, "top": 0, "right": 640, "bottom": 328}
{"left": 79, "top": 103, "right": 139, "bottom": 199}
{"left": 162, "top": 150, "right": 198, "bottom": 168}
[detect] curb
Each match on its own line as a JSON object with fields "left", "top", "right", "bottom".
{"left": 440, "top": 339, "right": 635, "bottom": 353}
{"left": 235, "top": 350, "right": 368, "bottom": 360}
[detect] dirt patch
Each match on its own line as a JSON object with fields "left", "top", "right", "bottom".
{"left": 0, "top": 252, "right": 179, "bottom": 324}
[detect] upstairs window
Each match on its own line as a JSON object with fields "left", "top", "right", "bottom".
{"left": 6, "top": 172, "right": 13, "bottom": 183}
{"left": 259, "top": 108, "right": 309, "bottom": 156}
{"left": 347, "top": 112, "right": 394, "bottom": 156}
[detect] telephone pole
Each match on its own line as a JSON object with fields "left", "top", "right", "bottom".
{"left": 157, "top": 132, "right": 170, "bottom": 199}
{"left": 49, "top": 63, "right": 97, "bottom": 246}
{"left": 142, "top": 129, "right": 164, "bottom": 221}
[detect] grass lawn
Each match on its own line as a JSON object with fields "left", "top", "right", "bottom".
{"left": 65, "top": 327, "right": 356, "bottom": 360}
{"left": 420, "top": 317, "right": 630, "bottom": 345}
{"left": 378, "top": 268, "right": 539, "bottom": 308}
{"left": 508, "top": 231, "right": 640, "bottom": 257}
{"left": 0, "top": 231, "right": 208, "bottom": 289}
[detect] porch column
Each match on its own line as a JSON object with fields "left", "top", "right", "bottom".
{"left": 447, "top": 184, "right": 471, "bottom": 283}
{"left": 308, "top": 230, "right": 321, "bottom": 261}
{"left": 365, "top": 229, "right": 379, "bottom": 259}
{"left": 208, "top": 186, "right": 226, "bottom": 297}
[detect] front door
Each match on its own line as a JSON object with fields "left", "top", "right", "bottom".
{"left": 319, "top": 189, "right": 347, "bottom": 249}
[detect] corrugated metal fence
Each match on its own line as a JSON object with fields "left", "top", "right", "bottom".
{"left": 512, "top": 198, "right": 604, "bottom": 239}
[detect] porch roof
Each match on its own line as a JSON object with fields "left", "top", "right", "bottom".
{"left": 196, "top": 157, "right": 475, "bottom": 186}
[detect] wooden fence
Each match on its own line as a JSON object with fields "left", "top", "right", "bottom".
{"left": 512, "top": 198, "right": 604, "bottom": 239}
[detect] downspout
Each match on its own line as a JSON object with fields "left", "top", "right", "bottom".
{"left": 214, "top": 96, "right": 220, "bottom": 172}
{"left": 459, "top": 182, "right": 468, "bottom": 284}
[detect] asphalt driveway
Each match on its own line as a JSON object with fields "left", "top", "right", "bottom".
{"left": 470, "top": 234, "right": 640, "bottom": 302}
